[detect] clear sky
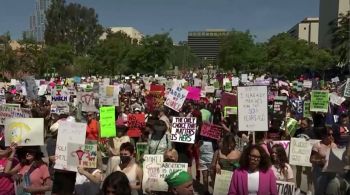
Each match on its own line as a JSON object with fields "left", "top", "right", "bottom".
{"left": 0, "top": 0, "right": 319, "bottom": 43}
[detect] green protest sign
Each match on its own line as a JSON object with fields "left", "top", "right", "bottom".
{"left": 310, "top": 90, "right": 329, "bottom": 113}
{"left": 224, "top": 82, "right": 231, "bottom": 92}
{"left": 303, "top": 101, "right": 311, "bottom": 118}
{"left": 99, "top": 106, "right": 116, "bottom": 138}
{"left": 224, "top": 107, "right": 237, "bottom": 117}
{"left": 286, "top": 118, "right": 299, "bottom": 137}
{"left": 213, "top": 81, "right": 220, "bottom": 89}
{"left": 136, "top": 142, "right": 148, "bottom": 163}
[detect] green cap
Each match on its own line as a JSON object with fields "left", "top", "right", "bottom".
{"left": 165, "top": 170, "right": 192, "bottom": 187}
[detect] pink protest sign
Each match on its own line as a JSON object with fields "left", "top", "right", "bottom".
{"left": 200, "top": 123, "right": 222, "bottom": 140}
{"left": 220, "top": 92, "right": 237, "bottom": 107}
{"left": 186, "top": 87, "right": 201, "bottom": 101}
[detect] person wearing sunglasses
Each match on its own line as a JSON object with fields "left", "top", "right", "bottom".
{"left": 228, "top": 144, "right": 277, "bottom": 195}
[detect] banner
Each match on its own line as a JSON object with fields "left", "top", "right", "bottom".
{"left": 5, "top": 118, "right": 44, "bottom": 146}
{"left": 54, "top": 121, "right": 86, "bottom": 171}
{"left": 186, "top": 87, "right": 201, "bottom": 101}
{"left": 78, "top": 92, "right": 97, "bottom": 112}
{"left": 67, "top": 143, "right": 97, "bottom": 168}
{"left": 171, "top": 117, "right": 196, "bottom": 144}
{"left": 99, "top": 106, "right": 116, "bottom": 138}
{"left": 213, "top": 170, "right": 233, "bottom": 195}
{"left": 200, "top": 123, "right": 221, "bottom": 140}
{"left": 289, "top": 138, "right": 320, "bottom": 167}
{"left": 344, "top": 78, "right": 350, "bottom": 97}
{"left": 127, "top": 114, "right": 145, "bottom": 137}
{"left": 276, "top": 181, "right": 296, "bottom": 195}
{"left": 164, "top": 86, "right": 188, "bottom": 112}
{"left": 310, "top": 90, "right": 329, "bottom": 113}
{"left": 142, "top": 155, "right": 163, "bottom": 193}
{"left": 224, "top": 106, "right": 237, "bottom": 117}
{"left": 238, "top": 86, "right": 268, "bottom": 131}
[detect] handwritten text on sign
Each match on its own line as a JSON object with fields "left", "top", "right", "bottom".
{"left": 200, "top": 123, "right": 221, "bottom": 140}
{"left": 171, "top": 117, "right": 196, "bottom": 144}
{"left": 142, "top": 155, "right": 163, "bottom": 193}
{"left": 289, "top": 138, "right": 320, "bottom": 167}
{"left": 164, "top": 86, "right": 188, "bottom": 112}
{"left": 238, "top": 86, "right": 268, "bottom": 131}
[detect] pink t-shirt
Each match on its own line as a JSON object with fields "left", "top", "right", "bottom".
{"left": 19, "top": 164, "right": 50, "bottom": 195}
{"left": 0, "top": 157, "right": 19, "bottom": 195}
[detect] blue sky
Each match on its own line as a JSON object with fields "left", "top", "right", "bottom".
{"left": 0, "top": 0, "right": 319, "bottom": 43}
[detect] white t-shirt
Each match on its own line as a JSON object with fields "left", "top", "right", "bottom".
{"left": 248, "top": 171, "right": 259, "bottom": 195}
{"left": 271, "top": 163, "right": 294, "bottom": 181}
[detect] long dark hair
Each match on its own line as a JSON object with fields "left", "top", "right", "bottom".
{"left": 271, "top": 144, "right": 288, "bottom": 175}
{"left": 221, "top": 134, "right": 236, "bottom": 156}
{"left": 101, "top": 171, "right": 131, "bottom": 195}
{"left": 239, "top": 144, "right": 271, "bottom": 172}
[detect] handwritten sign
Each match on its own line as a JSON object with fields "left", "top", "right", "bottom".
{"left": 224, "top": 106, "right": 237, "bottom": 117}
{"left": 78, "top": 92, "right": 97, "bottom": 112}
{"left": 289, "top": 138, "right": 320, "bottom": 167}
{"left": 142, "top": 155, "right": 163, "bottom": 193}
{"left": 136, "top": 142, "right": 148, "bottom": 163}
{"left": 186, "top": 87, "right": 201, "bottom": 101}
{"left": 164, "top": 86, "right": 188, "bottom": 112}
{"left": 329, "top": 93, "right": 346, "bottom": 106}
{"left": 154, "top": 162, "right": 189, "bottom": 191}
{"left": 310, "top": 90, "right": 329, "bottom": 113}
{"left": 0, "top": 106, "right": 32, "bottom": 125}
{"left": 303, "top": 101, "right": 311, "bottom": 118}
{"left": 67, "top": 143, "right": 97, "bottom": 168}
{"left": 276, "top": 181, "right": 296, "bottom": 195}
{"left": 146, "top": 91, "right": 164, "bottom": 113}
{"left": 213, "top": 170, "right": 233, "bottom": 195}
{"left": 200, "top": 123, "right": 221, "bottom": 140}
{"left": 205, "top": 86, "right": 215, "bottom": 93}
{"left": 273, "top": 96, "right": 287, "bottom": 117}
{"left": 303, "top": 80, "right": 312, "bottom": 88}
{"left": 99, "top": 106, "right": 116, "bottom": 138}
{"left": 171, "top": 117, "right": 196, "bottom": 144}
{"left": 99, "top": 85, "right": 119, "bottom": 106}
{"left": 220, "top": 92, "right": 237, "bottom": 107}
{"left": 54, "top": 121, "right": 86, "bottom": 171}
{"left": 5, "top": 118, "right": 44, "bottom": 146}
{"left": 238, "top": 86, "right": 268, "bottom": 131}
{"left": 344, "top": 78, "right": 350, "bottom": 97}
{"left": 127, "top": 114, "right": 145, "bottom": 137}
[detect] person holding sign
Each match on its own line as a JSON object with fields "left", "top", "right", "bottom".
{"left": 228, "top": 145, "right": 277, "bottom": 195}
{"left": 1, "top": 143, "right": 19, "bottom": 195}
{"left": 86, "top": 112, "right": 99, "bottom": 141}
{"left": 112, "top": 142, "right": 142, "bottom": 195}
{"left": 270, "top": 144, "right": 294, "bottom": 182}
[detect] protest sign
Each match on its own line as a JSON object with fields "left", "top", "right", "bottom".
{"left": 136, "top": 142, "right": 148, "bottom": 163}
{"left": 54, "top": 121, "right": 86, "bottom": 171}
{"left": 213, "top": 170, "right": 234, "bottom": 195}
{"left": 171, "top": 117, "right": 196, "bottom": 144}
{"left": 220, "top": 92, "right": 237, "bottom": 107}
{"left": 146, "top": 91, "right": 164, "bottom": 112}
{"left": 204, "top": 86, "right": 215, "bottom": 93}
{"left": 241, "top": 74, "right": 248, "bottom": 83}
{"left": 238, "top": 86, "right": 268, "bottom": 131}
{"left": 200, "top": 123, "right": 221, "bottom": 140}
{"left": 142, "top": 155, "right": 163, "bottom": 193}
{"left": 310, "top": 90, "right": 329, "bottom": 113}
{"left": 164, "top": 86, "right": 188, "bottom": 112}
{"left": 150, "top": 84, "right": 165, "bottom": 93}
{"left": 51, "top": 94, "right": 70, "bottom": 114}
{"left": 0, "top": 106, "right": 32, "bottom": 125}
{"left": 38, "top": 85, "right": 47, "bottom": 96}
{"left": 4, "top": 118, "right": 43, "bottom": 146}
{"left": 224, "top": 82, "right": 232, "bottom": 91}
{"left": 303, "top": 101, "right": 311, "bottom": 118}
{"left": 213, "top": 80, "right": 220, "bottom": 89}
{"left": 67, "top": 143, "right": 97, "bottom": 169}
{"left": 290, "top": 99, "right": 303, "bottom": 120}
{"left": 155, "top": 162, "right": 188, "bottom": 191}
{"left": 232, "top": 77, "right": 239, "bottom": 87}
{"left": 127, "top": 114, "right": 145, "bottom": 137}
{"left": 271, "top": 140, "right": 290, "bottom": 157}
{"left": 286, "top": 118, "right": 299, "bottom": 137}
{"left": 23, "top": 76, "right": 38, "bottom": 100}
{"left": 78, "top": 92, "right": 97, "bottom": 112}
{"left": 224, "top": 106, "right": 237, "bottom": 117}
{"left": 276, "top": 181, "right": 296, "bottom": 195}
{"left": 303, "top": 80, "right": 312, "bottom": 88}
{"left": 186, "top": 86, "right": 201, "bottom": 101}
{"left": 0, "top": 89, "right": 5, "bottom": 104}
{"left": 99, "top": 106, "right": 116, "bottom": 138}
{"left": 345, "top": 78, "right": 350, "bottom": 97}
{"left": 289, "top": 138, "right": 320, "bottom": 167}
{"left": 99, "top": 85, "right": 119, "bottom": 106}
{"left": 273, "top": 96, "right": 287, "bottom": 117}
{"left": 330, "top": 93, "right": 346, "bottom": 106}
{"left": 326, "top": 148, "right": 346, "bottom": 173}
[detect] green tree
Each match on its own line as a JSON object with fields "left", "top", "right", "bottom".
{"left": 0, "top": 32, "right": 18, "bottom": 78}
{"left": 331, "top": 11, "right": 350, "bottom": 65}
{"left": 45, "top": 0, "right": 103, "bottom": 55}
{"left": 171, "top": 44, "right": 199, "bottom": 70}
{"left": 44, "top": 43, "right": 74, "bottom": 76}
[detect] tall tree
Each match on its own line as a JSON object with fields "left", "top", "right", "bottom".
{"left": 45, "top": 0, "right": 103, "bottom": 55}
{"left": 331, "top": 11, "right": 350, "bottom": 65}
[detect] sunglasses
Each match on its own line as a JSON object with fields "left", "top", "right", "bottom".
{"left": 249, "top": 155, "right": 261, "bottom": 161}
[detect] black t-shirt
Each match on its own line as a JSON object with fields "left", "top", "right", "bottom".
{"left": 46, "top": 137, "right": 57, "bottom": 157}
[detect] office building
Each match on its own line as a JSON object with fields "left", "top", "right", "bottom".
{"left": 288, "top": 17, "right": 319, "bottom": 44}
{"left": 100, "top": 27, "right": 144, "bottom": 43}
{"left": 187, "top": 29, "right": 230, "bottom": 64}
{"left": 27, "top": 0, "right": 51, "bottom": 42}
{"left": 318, "top": 0, "right": 350, "bottom": 48}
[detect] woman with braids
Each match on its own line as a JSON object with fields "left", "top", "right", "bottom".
{"left": 270, "top": 144, "right": 294, "bottom": 182}
{"left": 228, "top": 144, "right": 277, "bottom": 195}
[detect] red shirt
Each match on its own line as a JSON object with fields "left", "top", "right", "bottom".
{"left": 86, "top": 119, "right": 99, "bottom": 140}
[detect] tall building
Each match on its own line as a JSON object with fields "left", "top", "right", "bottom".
{"left": 27, "top": 0, "right": 51, "bottom": 42}
{"left": 288, "top": 17, "right": 319, "bottom": 44}
{"left": 100, "top": 27, "right": 144, "bottom": 43}
{"left": 187, "top": 29, "right": 229, "bottom": 64}
{"left": 318, "top": 0, "right": 350, "bottom": 48}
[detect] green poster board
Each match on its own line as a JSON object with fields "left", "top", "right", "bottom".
{"left": 224, "top": 82, "right": 231, "bottom": 92}
{"left": 213, "top": 81, "right": 220, "bottom": 89}
{"left": 224, "top": 106, "right": 237, "bottom": 117}
{"left": 303, "top": 101, "right": 311, "bottom": 118}
{"left": 310, "top": 90, "right": 329, "bottom": 113}
{"left": 99, "top": 106, "right": 116, "bottom": 138}
{"left": 136, "top": 142, "right": 148, "bottom": 163}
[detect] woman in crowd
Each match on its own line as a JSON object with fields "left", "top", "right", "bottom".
{"left": 164, "top": 148, "right": 179, "bottom": 162}
{"left": 9, "top": 146, "right": 52, "bottom": 195}
{"left": 101, "top": 171, "right": 131, "bottom": 195}
{"left": 270, "top": 144, "right": 294, "bottom": 182}
{"left": 228, "top": 144, "right": 277, "bottom": 195}
{"left": 1, "top": 143, "right": 19, "bottom": 195}
{"left": 310, "top": 127, "right": 339, "bottom": 195}
{"left": 145, "top": 120, "right": 172, "bottom": 155}
{"left": 112, "top": 142, "right": 142, "bottom": 195}
{"left": 165, "top": 170, "right": 194, "bottom": 195}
